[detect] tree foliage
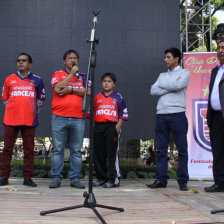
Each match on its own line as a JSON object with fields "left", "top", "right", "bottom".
{"left": 181, "top": 0, "right": 224, "bottom": 52}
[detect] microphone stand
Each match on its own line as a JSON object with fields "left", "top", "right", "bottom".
{"left": 211, "top": 209, "right": 224, "bottom": 214}
{"left": 40, "top": 11, "right": 124, "bottom": 224}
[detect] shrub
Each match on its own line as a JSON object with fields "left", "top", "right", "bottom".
{"left": 5, "top": 160, "right": 177, "bottom": 179}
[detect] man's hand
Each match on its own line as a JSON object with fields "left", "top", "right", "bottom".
{"left": 70, "top": 65, "right": 79, "bottom": 76}
{"left": 58, "top": 86, "right": 71, "bottom": 96}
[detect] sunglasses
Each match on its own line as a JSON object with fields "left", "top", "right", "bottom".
{"left": 16, "top": 59, "right": 29, "bottom": 62}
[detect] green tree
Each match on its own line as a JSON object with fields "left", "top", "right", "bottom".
{"left": 181, "top": 0, "right": 224, "bottom": 51}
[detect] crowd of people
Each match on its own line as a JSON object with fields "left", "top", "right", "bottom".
{"left": 0, "top": 49, "right": 128, "bottom": 189}
{"left": 0, "top": 32, "right": 224, "bottom": 192}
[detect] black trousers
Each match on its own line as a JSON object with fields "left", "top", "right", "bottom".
{"left": 209, "top": 110, "right": 224, "bottom": 188}
{"left": 93, "top": 122, "right": 120, "bottom": 184}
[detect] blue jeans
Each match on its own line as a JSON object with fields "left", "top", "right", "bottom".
{"left": 51, "top": 114, "right": 85, "bottom": 182}
{"left": 155, "top": 112, "right": 189, "bottom": 185}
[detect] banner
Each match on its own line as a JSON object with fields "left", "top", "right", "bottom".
{"left": 184, "top": 52, "right": 218, "bottom": 179}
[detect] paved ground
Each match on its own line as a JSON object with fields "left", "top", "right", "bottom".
{"left": 0, "top": 178, "right": 224, "bottom": 224}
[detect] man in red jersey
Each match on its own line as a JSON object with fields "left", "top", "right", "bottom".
{"left": 49, "top": 49, "right": 91, "bottom": 189}
{"left": 0, "top": 53, "right": 45, "bottom": 187}
{"left": 93, "top": 72, "right": 128, "bottom": 188}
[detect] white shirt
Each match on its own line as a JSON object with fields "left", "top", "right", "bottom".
{"left": 211, "top": 65, "right": 224, "bottom": 110}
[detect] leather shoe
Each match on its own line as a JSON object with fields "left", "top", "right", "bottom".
{"left": 146, "top": 180, "right": 166, "bottom": 188}
{"left": 0, "top": 177, "right": 9, "bottom": 186}
{"left": 204, "top": 184, "right": 224, "bottom": 192}
{"left": 23, "top": 179, "right": 37, "bottom": 187}
{"left": 179, "top": 182, "right": 189, "bottom": 191}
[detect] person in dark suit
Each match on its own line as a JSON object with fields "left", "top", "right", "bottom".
{"left": 205, "top": 32, "right": 224, "bottom": 192}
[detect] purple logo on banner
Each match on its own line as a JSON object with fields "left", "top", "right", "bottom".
{"left": 192, "top": 99, "right": 211, "bottom": 152}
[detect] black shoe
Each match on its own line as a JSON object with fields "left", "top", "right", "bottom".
{"left": 0, "top": 177, "right": 9, "bottom": 186}
{"left": 179, "top": 182, "right": 189, "bottom": 191}
{"left": 204, "top": 184, "right": 224, "bottom": 192}
{"left": 93, "top": 179, "right": 107, "bottom": 187}
{"left": 23, "top": 179, "right": 37, "bottom": 187}
{"left": 146, "top": 180, "right": 166, "bottom": 188}
{"left": 103, "top": 181, "right": 119, "bottom": 188}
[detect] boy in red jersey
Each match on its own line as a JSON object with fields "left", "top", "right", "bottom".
{"left": 0, "top": 53, "right": 45, "bottom": 187}
{"left": 93, "top": 73, "right": 128, "bottom": 188}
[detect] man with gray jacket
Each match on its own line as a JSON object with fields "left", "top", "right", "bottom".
{"left": 146, "top": 47, "right": 190, "bottom": 191}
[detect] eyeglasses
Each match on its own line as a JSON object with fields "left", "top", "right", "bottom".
{"left": 16, "top": 59, "right": 29, "bottom": 62}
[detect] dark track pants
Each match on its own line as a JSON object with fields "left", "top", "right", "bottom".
{"left": 94, "top": 122, "right": 120, "bottom": 184}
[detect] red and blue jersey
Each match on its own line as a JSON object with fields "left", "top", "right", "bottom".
{"left": 94, "top": 91, "right": 128, "bottom": 122}
{"left": 1, "top": 73, "right": 45, "bottom": 126}
{"left": 51, "top": 70, "right": 90, "bottom": 118}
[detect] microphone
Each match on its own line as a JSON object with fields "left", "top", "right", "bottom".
{"left": 72, "top": 63, "right": 79, "bottom": 79}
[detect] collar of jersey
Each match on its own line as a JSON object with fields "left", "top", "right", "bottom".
{"left": 17, "top": 71, "right": 31, "bottom": 79}
{"left": 64, "top": 69, "right": 70, "bottom": 74}
{"left": 102, "top": 91, "right": 115, "bottom": 98}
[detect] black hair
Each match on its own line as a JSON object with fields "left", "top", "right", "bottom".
{"left": 101, "top": 72, "right": 116, "bottom": 83}
{"left": 63, "top": 49, "right": 80, "bottom": 60}
{"left": 164, "top": 47, "right": 182, "bottom": 64}
{"left": 17, "top": 52, "right": 32, "bottom": 63}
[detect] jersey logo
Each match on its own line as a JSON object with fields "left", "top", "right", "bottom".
{"left": 96, "top": 109, "right": 117, "bottom": 117}
{"left": 30, "top": 80, "right": 35, "bottom": 86}
{"left": 11, "top": 90, "right": 35, "bottom": 98}
{"left": 192, "top": 99, "right": 211, "bottom": 152}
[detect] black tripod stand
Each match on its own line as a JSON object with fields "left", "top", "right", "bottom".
{"left": 40, "top": 11, "right": 124, "bottom": 224}
{"left": 211, "top": 209, "right": 224, "bottom": 214}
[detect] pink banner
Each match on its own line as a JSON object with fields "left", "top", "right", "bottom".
{"left": 184, "top": 52, "right": 218, "bottom": 179}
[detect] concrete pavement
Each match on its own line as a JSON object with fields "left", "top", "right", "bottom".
{"left": 0, "top": 178, "right": 224, "bottom": 224}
